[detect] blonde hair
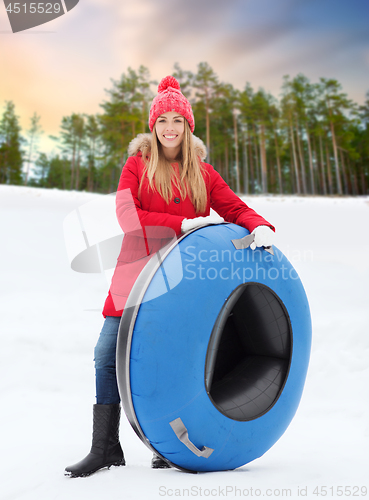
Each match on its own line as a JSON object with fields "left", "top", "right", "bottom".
{"left": 139, "top": 121, "right": 207, "bottom": 214}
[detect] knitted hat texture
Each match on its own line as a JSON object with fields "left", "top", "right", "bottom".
{"left": 149, "top": 76, "right": 195, "bottom": 133}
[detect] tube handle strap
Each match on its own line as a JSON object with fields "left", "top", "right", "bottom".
{"left": 169, "top": 418, "right": 214, "bottom": 458}
{"left": 231, "top": 233, "right": 274, "bottom": 255}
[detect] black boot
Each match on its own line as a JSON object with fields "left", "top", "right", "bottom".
{"left": 65, "top": 404, "right": 125, "bottom": 478}
{"left": 151, "top": 453, "right": 171, "bottom": 469}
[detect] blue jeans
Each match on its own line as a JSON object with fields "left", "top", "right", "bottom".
{"left": 94, "top": 316, "right": 121, "bottom": 405}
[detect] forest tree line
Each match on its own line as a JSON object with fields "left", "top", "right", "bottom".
{"left": 1, "top": 62, "right": 369, "bottom": 195}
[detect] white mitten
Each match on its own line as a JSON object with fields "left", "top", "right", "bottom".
{"left": 181, "top": 215, "right": 225, "bottom": 234}
{"left": 250, "top": 225, "right": 275, "bottom": 250}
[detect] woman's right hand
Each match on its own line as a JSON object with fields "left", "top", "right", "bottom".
{"left": 181, "top": 215, "right": 225, "bottom": 233}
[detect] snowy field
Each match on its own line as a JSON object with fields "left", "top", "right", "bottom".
{"left": 1, "top": 184, "right": 368, "bottom": 500}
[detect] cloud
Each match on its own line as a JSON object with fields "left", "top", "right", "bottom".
{"left": 110, "top": 0, "right": 300, "bottom": 66}
{"left": 0, "top": 1, "right": 117, "bottom": 134}
{"left": 107, "top": 0, "right": 369, "bottom": 91}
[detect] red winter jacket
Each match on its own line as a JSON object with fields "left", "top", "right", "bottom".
{"left": 102, "top": 134, "right": 274, "bottom": 317}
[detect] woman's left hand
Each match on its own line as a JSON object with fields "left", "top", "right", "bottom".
{"left": 250, "top": 225, "right": 275, "bottom": 250}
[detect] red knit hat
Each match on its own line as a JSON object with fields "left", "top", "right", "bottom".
{"left": 149, "top": 76, "right": 195, "bottom": 133}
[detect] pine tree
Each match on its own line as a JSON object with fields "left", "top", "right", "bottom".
{"left": 136, "top": 65, "right": 155, "bottom": 134}
{"left": 281, "top": 77, "right": 301, "bottom": 194}
{"left": 24, "top": 112, "right": 43, "bottom": 185}
{"left": 317, "top": 79, "right": 355, "bottom": 194}
{"left": 193, "top": 62, "right": 219, "bottom": 163}
{"left": 269, "top": 102, "right": 284, "bottom": 194}
{"left": 290, "top": 74, "right": 317, "bottom": 194}
{"left": 85, "top": 115, "right": 100, "bottom": 192}
{"left": 0, "top": 101, "right": 23, "bottom": 185}
{"left": 239, "top": 84, "right": 256, "bottom": 193}
{"left": 33, "top": 152, "right": 49, "bottom": 187}
{"left": 57, "top": 113, "right": 85, "bottom": 190}
{"left": 48, "top": 155, "right": 71, "bottom": 189}
{"left": 172, "top": 62, "right": 194, "bottom": 97}
{"left": 252, "top": 89, "right": 272, "bottom": 193}
{"left": 99, "top": 67, "right": 153, "bottom": 192}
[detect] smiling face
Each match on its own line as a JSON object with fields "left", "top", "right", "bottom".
{"left": 155, "top": 111, "right": 185, "bottom": 160}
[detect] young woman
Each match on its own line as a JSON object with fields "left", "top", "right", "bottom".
{"left": 65, "top": 76, "right": 275, "bottom": 478}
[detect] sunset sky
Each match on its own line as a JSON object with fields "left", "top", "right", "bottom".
{"left": 1, "top": 0, "right": 368, "bottom": 155}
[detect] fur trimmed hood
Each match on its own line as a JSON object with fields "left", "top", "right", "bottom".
{"left": 127, "top": 133, "right": 207, "bottom": 161}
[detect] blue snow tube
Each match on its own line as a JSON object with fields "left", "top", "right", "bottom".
{"left": 116, "top": 223, "right": 311, "bottom": 472}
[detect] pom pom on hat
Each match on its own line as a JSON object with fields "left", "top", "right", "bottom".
{"left": 158, "top": 76, "right": 181, "bottom": 93}
{"left": 149, "top": 76, "right": 195, "bottom": 133}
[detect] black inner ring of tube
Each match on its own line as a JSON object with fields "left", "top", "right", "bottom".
{"left": 205, "top": 283, "right": 292, "bottom": 421}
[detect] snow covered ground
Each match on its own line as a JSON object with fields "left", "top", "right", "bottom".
{"left": 1, "top": 184, "right": 368, "bottom": 500}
